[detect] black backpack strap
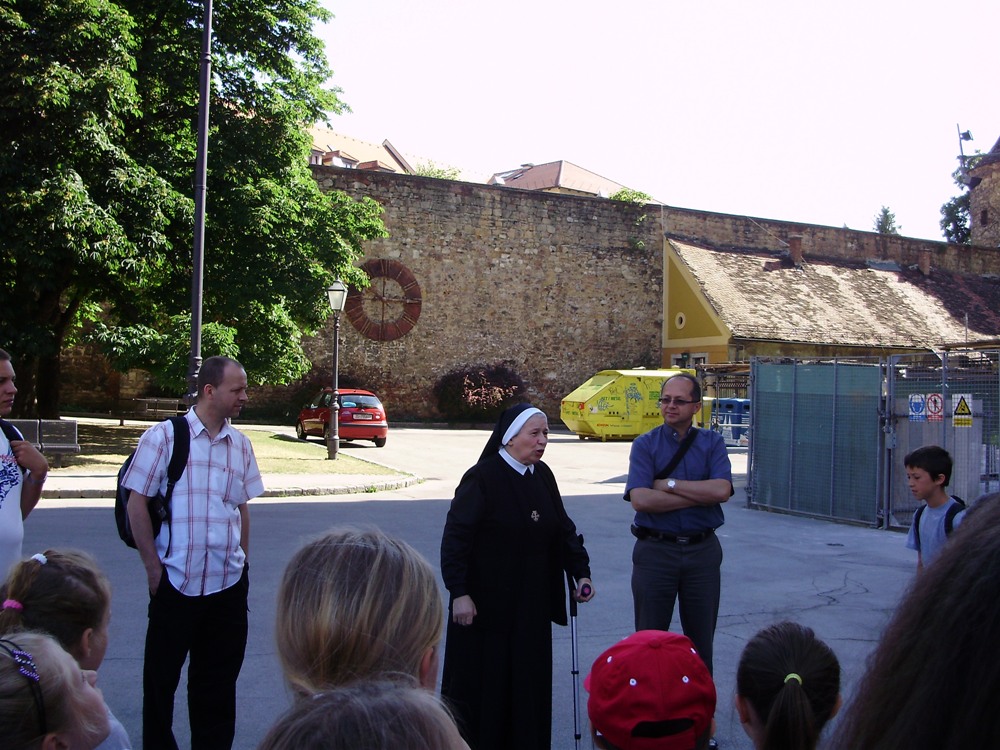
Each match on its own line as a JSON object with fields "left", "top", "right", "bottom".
{"left": 0, "top": 419, "right": 25, "bottom": 475}
{"left": 161, "top": 416, "right": 190, "bottom": 556}
{"left": 164, "top": 416, "right": 190, "bottom": 491}
{"left": 912, "top": 504, "right": 924, "bottom": 549}
{"left": 0, "top": 418, "right": 22, "bottom": 443}
{"left": 944, "top": 501, "right": 964, "bottom": 536}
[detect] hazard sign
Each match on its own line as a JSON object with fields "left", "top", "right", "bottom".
{"left": 926, "top": 393, "right": 944, "bottom": 422}
{"left": 953, "top": 393, "right": 973, "bottom": 427}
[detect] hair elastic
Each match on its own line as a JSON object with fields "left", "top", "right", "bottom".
{"left": 784, "top": 673, "right": 803, "bottom": 685}
{"left": 31, "top": 553, "right": 47, "bottom": 565}
{"left": 2, "top": 599, "right": 23, "bottom": 611}
{"left": 0, "top": 638, "right": 47, "bottom": 735}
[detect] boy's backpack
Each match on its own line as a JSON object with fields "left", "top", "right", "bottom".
{"left": 912, "top": 495, "right": 966, "bottom": 549}
{"left": 0, "top": 419, "right": 25, "bottom": 475}
{"left": 115, "top": 416, "right": 189, "bottom": 549}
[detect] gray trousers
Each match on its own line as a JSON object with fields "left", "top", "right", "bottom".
{"left": 631, "top": 532, "right": 723, "bottom": 674}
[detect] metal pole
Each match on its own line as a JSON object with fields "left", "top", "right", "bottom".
{"left": 186, "top": 0, "right": 213, "bottom": 405}
{"left": 327, "top": 312, "right": 341, "bottom": 459}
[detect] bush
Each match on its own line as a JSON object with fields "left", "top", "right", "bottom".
{"left": 434, "top": 363, "right": 526, "bottom": 422}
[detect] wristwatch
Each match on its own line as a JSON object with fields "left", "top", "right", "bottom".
{"left": 666, "top": 479, "right": 677, "bottom": 491}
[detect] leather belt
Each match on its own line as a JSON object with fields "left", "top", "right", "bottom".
{"left": 631, "top": 524, "right": 715, "bottom": 546}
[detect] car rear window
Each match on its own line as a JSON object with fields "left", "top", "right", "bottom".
{"left": 342, "top": 395, "right": 382, "bottom": 409}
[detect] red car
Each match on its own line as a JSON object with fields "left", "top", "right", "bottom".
{"left": 296, "top": 388, "right": 388, "bottom": 447}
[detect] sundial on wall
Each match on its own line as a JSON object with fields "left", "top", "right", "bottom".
{"left": 345, "top": 259, "right": 423, "bottom": 341}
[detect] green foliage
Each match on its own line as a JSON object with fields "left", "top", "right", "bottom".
{"left": 873, "top": 206, "right": 901, "bottom": 235}
{"left": 433, "top": 363, "right": 526, "bottom": 422}
{"left": 940, "top": 193, "right": 971, "bottom": 245}
{"left": 90, "top": 315, "right": 238, "bottom": 394}
{"left": 610, "top": 188, "right": 652, "bottom": 204}
{"left": 1, "top": 0, "right": 388, "bottom": 413}
{"left": 939, "top": 156, "right": 981, "bottom": 245}
{"left": 414, "top": 161, "right": 461, "bottom": 180}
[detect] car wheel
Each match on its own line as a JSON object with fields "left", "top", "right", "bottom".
{"left": 374, "top": 437, "right": 387, "bottom": 448}
{"left": 296, "top": 422, "right": 306, "bottom": 440}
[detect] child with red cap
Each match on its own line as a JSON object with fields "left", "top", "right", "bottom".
{"left": 586, "top": 630, "right": 716, "bottom": 750}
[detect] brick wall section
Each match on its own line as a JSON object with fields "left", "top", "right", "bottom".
{"left": 286, "top": 168, "right": 664, "bottom": 420}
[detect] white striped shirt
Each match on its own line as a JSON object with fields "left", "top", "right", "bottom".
{"left": 122, "top": 409, "right": 264, "bottom": 596}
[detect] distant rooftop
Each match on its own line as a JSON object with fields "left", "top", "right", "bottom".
{"left": 488, "top": 160, "right": 629, "bottom": 198}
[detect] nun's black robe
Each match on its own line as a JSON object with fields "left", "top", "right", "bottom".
{"left": 440, "top": 453, "right": 591, "bottom": 750}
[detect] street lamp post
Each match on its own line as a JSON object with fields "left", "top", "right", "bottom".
{"left": 326, "top": 280, "right": 349, "bottom": 460}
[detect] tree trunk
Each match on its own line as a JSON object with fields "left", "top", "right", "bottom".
{"left": 36, "top": 351, "right": 62, "bottom": 418}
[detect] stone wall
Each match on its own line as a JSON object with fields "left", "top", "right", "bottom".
{"left": 970, "top": 159, "right": 1000, "bottom": 249}
{"left": 663, "top": 205, "right": 1000, "bottom": 273}
{"left": 60, "top": 165, "right": 1000, "bottom": 421}
{"left": 277, "top": 168, "right": 664, "bottom": 420}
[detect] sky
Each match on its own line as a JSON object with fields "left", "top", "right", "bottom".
{"left": 315, "top": 0, "right": 999, "bottom": 242}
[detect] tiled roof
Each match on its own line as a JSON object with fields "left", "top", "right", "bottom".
{"left": 308, "top": 126, "right": 412, "bottom": 173}
{"left": 670, "top": 239, "right": 1000, "bottom": 348}
{"left": 488, "top": 160, "right": 627, "bottom": 197}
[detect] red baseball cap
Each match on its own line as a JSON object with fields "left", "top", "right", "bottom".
{"left": 585, "top": 630, "right": 716, "bottom": 750}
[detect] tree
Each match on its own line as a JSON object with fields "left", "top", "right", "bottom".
{"left": 414, "top": 161, "right": 462, "bottom": 180}
{"left": 1, "top": 0, "right": 387, "bottom": 415}
{"left": 610, "top": 188, "right": 652, "bottom": 204}
{"left": 940, "top": 155, "right": 982, "bottom": 245}
{"left": 0, "top": 0, "right": 184, "bottom": 415}
{"left": 873, "top": 206, "right": 901, "bottom": 235}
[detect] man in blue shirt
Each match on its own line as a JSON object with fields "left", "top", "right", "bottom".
{"left": 625, "top": 374, "right": 732, "bottom": 676}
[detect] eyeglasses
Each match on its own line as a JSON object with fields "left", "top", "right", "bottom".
{"left": 658, "top": 397, "right": 698, "bottom": 406}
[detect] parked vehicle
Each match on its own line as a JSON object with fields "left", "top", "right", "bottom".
{"left": 296, "top": 388, "right": 388, "bottom": 447}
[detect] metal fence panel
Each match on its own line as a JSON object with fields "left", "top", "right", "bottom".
{"left": 885, "top": 351, "right": 1000, "bottom": 529}
{"left": 749, "top": 359, "right": 882, "bottom": 525}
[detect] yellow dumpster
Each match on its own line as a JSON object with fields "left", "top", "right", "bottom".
{"left": 560, "top": 369, "right": 705, "bottom": 441}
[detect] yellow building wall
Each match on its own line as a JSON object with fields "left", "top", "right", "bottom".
{"left": 663, "top": 248, "right": 732, "bottom": 365}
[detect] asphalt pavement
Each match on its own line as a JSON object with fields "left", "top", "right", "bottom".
{"left": 25, "top": 425, "right": 914, "bottom": 750}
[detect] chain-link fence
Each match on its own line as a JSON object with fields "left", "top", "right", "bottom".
{"left": 747, "top": 352, "right": 1000, "bottom": 528}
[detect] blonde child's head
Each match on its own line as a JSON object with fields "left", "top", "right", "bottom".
{"left": 0, "top": 631, "right": 110, "bottom": 749}
{"left": 276, "top": 527, "right": 444, "bottom": 695}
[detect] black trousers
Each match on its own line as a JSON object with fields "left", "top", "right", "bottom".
{"left": 631, "top": 533, "right": 722, "bottom": 674}
{"left": 142, "top": 565, "right": 249, "bottom": 750}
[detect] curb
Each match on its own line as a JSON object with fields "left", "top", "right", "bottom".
{"left": 41, "top": 475, "right": 422, "bottom": 500}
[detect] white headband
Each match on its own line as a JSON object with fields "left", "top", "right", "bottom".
{"left": 503, "top": 407, "right": 545, "bottom": 444}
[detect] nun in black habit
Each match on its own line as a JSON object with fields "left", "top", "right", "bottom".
{"left": 440, "top": 403, "right": 594, "bottom": 750}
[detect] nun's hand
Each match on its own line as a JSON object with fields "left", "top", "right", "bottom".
{"left": 452, "top": 595, "right": 477, "bottom": 626}
{"left": 575, "top": 578, "right": 595, "bottom": 603}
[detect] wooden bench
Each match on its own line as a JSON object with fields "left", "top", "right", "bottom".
{"left": 5, "top": 419, "right": 80, "bottom": 467}
{"left": 133, "top": 398, "right": 187, "bottom": 419}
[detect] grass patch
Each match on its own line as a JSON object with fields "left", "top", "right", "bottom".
{"left": 51, "top": 423, "right": 399, "bottom": 476}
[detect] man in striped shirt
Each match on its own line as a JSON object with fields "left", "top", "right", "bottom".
{"left": 123, "top": 355, "right": 264, "bottom": 750}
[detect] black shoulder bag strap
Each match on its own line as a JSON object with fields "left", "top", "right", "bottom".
{"left": 654, "top": 427, "right": 699, "bottom": 481}
{"left": 625, "top": 427, "right": 700, "bottom": 502}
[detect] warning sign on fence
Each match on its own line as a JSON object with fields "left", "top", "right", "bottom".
{"left": 953, "top": 394, "right": 973, "bottom": 427}
{"left": 926, "top": 393, "right": 944, "bottom": 422}
{"left": 908, "top": 393, "right": 926, "bottom": 422}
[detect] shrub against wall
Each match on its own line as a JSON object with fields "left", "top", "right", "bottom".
{"left": 434, "top": 363, "right": 526, "bottom": 422}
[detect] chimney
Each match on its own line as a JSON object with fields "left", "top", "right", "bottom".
{"left": 788, "top": 234, "right": 804, "bottom": 266}
{"left": 919, "top": 250, "right": 931, "bottom": 276}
